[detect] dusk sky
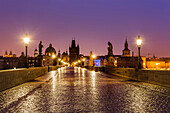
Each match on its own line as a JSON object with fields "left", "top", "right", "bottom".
{"left": 0, "top": 0, "right": 170, "bottom": 57}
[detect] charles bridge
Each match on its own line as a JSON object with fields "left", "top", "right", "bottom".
{"left": 0, "top": 39, "right": 170, "bottom": 112}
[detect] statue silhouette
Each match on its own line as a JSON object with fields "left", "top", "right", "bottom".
{"left": 39, "top": 41, "right": 43, "bottom": 56}
{"left": 108, "top": 41, "right": 113, "bottom": 56}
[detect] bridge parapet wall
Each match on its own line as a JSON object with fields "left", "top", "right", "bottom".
{"left": 87, "top": 66, "right": 170, "bottom": 87}
{"left": 0, "top": 66, "right": 60, "bottom": 92}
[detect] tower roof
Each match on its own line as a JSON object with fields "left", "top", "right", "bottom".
{"left": 124, "top": 38, "right": 130, "bottom": 50}
{"left": 71, "top": 40, "right": 76, "bottom": 48}
{"left": 5, "top": 50, "right": 8, "bottom": 55}
{"left": 9, "top": 50, "right": 12, "bottom": 55}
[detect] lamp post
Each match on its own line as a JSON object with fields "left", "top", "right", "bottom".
{"left": 24, "top": 33, "right": 30, "bottom": 68}
{"left": 58, "top": 58, "right": 61, "bottom": 66}
{"left": 82, "top": 58, "right": 85, "bottom": 66}
{"left": 52, "top": 54, "right": 56, "bottom": 66}
{"left": 92, "top": 54, "right": 96, "bottom": 66}
{"left": 136, "top": 35, "right": 142, "bottom": 69}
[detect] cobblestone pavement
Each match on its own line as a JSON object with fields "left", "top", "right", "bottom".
{"left": 0, "top": 67, "right": 169, "bottom": 112}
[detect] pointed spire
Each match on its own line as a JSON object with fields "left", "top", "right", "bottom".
{"left": 4, "top": 50, "right": 8, "bottom": 57}
{"left": 71, "top": 40, "right": 76, "bottom": 48}
{"left": 8, "top": 50, "right": 13, "bottom": 57}
{"left": 124, "top": 37, "right": 128, "bottom": 50}
{"left": 5, "top": 50, "right": 8, "bottom": 55}
{"left": 9, "top": 50, "right": 12, "bottom": 55}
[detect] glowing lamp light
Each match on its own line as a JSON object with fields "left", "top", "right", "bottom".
{"left": 58, "top": 58, "right": 61, "bottom": 61}
{"left": 92, "top": 54, "right": 96, "bottom": 58}
{"left": 136, "top": 35, "right": 142, "bottom": 47}
{"left": 83, "top": 58, "right": 85, "bottom": 61}
{"left": 24, "top": 33, "right": 30, "bottom": 45}
{"left": 78, "top": 60, "right": 81, "bottom": 63}
{"left": 156, "top": 63, "right": 160, "bottom": 66}
{"left": 24, "top": 38, "right": 30, "bottom": 44}
{"left": 74, "top": 62, "right": 77, "bottom": 65}
{"left": 52, "top": 55, "right": 56, "bottom": 58}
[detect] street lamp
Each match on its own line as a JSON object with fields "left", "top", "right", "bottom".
{"left": 57, "top": 58, "right": 61, "bottom": 66}
{"left": 136, "top": 35, "right": 142, "bottom": 69}
{"left": 24, "top": 33, "right": 30, "bottom": 68}
{"left": 92, "top": 54, "right": 96, "bottom": 59}
{"left": 52, "top": 54, "right": 56, "bottom": 59}
{"left": 92, "top": 54, "right": 96, "bottom": 66}
{"left": 82, "top": 58, "right": 85, "bottom": 66}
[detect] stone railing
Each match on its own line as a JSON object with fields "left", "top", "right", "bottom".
{"left": 0, "top": 66, "right": 61, "bottom": 92}
{"left": 85, "top": 66, "right": 170, "bottom": 87}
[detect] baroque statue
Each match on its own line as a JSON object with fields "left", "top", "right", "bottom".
{"left": 108, "top": 41, "right": 113, "bottom": 56}
{"left": 39, "top": 41, "right": 43, "bottom": 56}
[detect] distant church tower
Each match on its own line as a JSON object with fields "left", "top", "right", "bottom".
{"left": 122, "top": 38, "right": 130, "bottom": 56}
{"left": 9, "top": 50, "right": 13, "bottom": 57}
{"left": 4, "top": 50, "right": 8, "bottom": 57}
{"left": 69, "top": 40, "right": 80, "bottom": 64}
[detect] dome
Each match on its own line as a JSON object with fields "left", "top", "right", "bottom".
{"left": 45, "top": 44, "right": 56, "bottom": 56}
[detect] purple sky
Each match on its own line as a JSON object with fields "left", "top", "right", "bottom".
{"left": 0, "top": 0, "right": 170, "bottom": 57}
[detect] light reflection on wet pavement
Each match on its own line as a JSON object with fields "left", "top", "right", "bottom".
{"left": 0, "top": 67, "right": 169, "bottom": 112}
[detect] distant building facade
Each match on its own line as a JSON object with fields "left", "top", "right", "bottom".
{"left": 62, "top": 51, "right": 69, "bottom": 62}
{"left": 146, "top": 57, "right": 170, "bottom": 70}
{"left": 83, "top": 38, "right": 146, "bottom": 68}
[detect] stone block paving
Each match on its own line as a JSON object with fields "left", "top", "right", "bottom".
{"left": 0, "top": 67, "right": 169, "bottom": 112}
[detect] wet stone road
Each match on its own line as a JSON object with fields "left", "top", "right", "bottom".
{"left": 0, "top": 67, "right": 169, "bottom": 112}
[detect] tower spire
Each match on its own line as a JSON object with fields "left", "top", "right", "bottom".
{"left": 122, "top": 37, "right": 130, "bottom": 56}
{"left": 4, "top": 50, "right": 8, "bottom": 57}
{"left": 125, "top": 37, "right": 128, "bottom": 50}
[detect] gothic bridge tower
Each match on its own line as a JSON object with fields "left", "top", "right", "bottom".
{"left": 69, "top": 40, "right": 79, "bottom": 65}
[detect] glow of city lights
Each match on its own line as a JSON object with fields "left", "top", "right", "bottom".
{"left": 156, "top": 63, "right": 160, "bottom": 66}
{"left": 136, "top": 35, "right": 142, "bottom": 46}
{"left": 92, "top": 54, "right": 96, "bottom": 58}
{"left": 82, "top": 58, "right": 85, "bottom": 61}
{"left": 78, "top": 60, "right": 81, "bottom": 63}
{"left": 52, "top": 55, "right": 56, "bottom": 58}
{"left": 58, "top": 58, "right": 61, "bottom": 61}
{"left": 74, "top": 62, "right": 77, "bottom": 65}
